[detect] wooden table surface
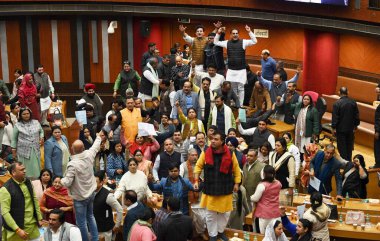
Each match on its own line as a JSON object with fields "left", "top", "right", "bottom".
{"left": 0, "top": 173, "right": 11, "bottom": 187}
{"left": 293, "top": 194, "right": 380, "bottom": 215}
{"left": 245, "top": 206, "right": 380, "bottom": 240}
{"left": 266, "top": 118, "right": 295, "bottom": 138}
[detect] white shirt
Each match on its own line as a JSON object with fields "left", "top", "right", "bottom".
{"left": 143, "top": 70, "right": 160, "bottom": 84}
{"left": 114, "top": 170, "right": 153, "bottom": 201}
{"left": 193, "top": 72, "right": 225, "bottom": 91}
{"left": 104, "top": 192, "right": 123, "bottom": 227}
{"left": 153, "top": 152, "right": 185, "bottom": 180}
{"left": 50, "top": 225, "right": 82, "bottom": 241}
{"left": 214, "top": 31, "right": 257, "bottom": 49}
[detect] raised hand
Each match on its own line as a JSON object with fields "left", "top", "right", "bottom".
{"left": 297, "top": 65, "right": 302, "bottom": 73}
{"left": 179, "top": 24, "right": 187, "bottom": 32}
{"left": 245, "top": 25, "right": 251, "bottom": 32}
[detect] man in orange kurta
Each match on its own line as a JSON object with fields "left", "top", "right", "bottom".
{"left": 194, "top": 131, "right": 241, "bottom": 241}
{"left": 113, "top": 97, "right": 142, "bottom": 143}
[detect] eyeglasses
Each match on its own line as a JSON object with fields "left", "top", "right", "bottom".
{"left": 135, "top": 154, "right": 142, "bottom": 156}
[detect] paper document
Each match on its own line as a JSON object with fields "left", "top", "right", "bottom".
{"left": 297, "top": 205, "right": 305, "bottom": 219}
{"left": 309, "top": 176, "right": 321, "bottom": 191}
{"left": 138, "top": 122, "right": 157, "bottom": 136}
{"left": 75, "top": 110, "right": 87, "bottom": 125}
{"left": 238, "top": 108, "right": 246, "bottom": 122}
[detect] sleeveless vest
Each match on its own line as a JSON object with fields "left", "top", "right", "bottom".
{"left": 139, "top": 66, "right": 154, "bottom": 96}
{"left": 94, "top": 187, "right": 115, "bottom": 232}
{"left": 34, "top": 72, "right": 50, "bottom": 98}
{"left": 250, "top": 128, "right": 271, "bottom": 149}
{"left": 158, "top": 151, "right": 182, "bottom": 179}
{"left": 227, "top": 39, "right": 246, "bottom": 70}
{"left": 120, "top": 70, "right": 138, "bottom": 97}
{"left": 43, "top": 222, "right": 76, "bottom": 241}
{"left": 270, "top": 82, "right": 287, "bottom": 104}
{"left": 3, "top": 178, "right": 39, "bottom": 231}
{"left": 254, "top": 181, "right": 282, "bottom": 219}
{"left": 203, "top": 152, "right": 234, "bottom": 196}
{"left": 162, "top": 177, "right": 190, "bottom": 215}
{"left": 192, "top": 37, "right": 208, "bottom": 65}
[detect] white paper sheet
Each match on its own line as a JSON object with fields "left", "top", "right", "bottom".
{"left": 309, "top": 176, "right": 321, "bottom": 191}
{"left": 297, "top": 204, "right": 305, "bottom": 219}
{"left": 138, "top": 122, "right": 157, "bottom": 136}
{"left": 75, "top": 110, "right": 87, "bottom": 125}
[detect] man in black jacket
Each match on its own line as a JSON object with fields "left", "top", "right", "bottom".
{"left": 122, "top": 190, "right": 145, "bottom": 240}
{"left": 373, "top": 83, "right": 380, "bottom": 169}
{"left": 332, "top": 87, "right": 360, "bottom": 161}
{"left": 157, "top": 197, "right": 193, "bottom": 241}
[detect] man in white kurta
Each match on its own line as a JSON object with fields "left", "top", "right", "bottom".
{"left": 214, "top": 25, "right": 257, "bottom": 105}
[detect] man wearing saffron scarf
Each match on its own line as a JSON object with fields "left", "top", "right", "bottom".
{"left": 194, "top": 131, "right": 241, "bottom": 241}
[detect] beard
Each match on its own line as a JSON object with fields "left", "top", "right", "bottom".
{"left": 87, "top": 93, "right": 95, "bottom": 99}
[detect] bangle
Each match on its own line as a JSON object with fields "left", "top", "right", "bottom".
{"left": 15, "top": 228, "right": 20, "bottom": 233}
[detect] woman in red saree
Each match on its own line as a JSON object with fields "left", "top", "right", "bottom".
{"left": 40, "top": 176, "right": 75, "bottom": 224}
{"left": 18, "top": 73, "right": 40, "bottom": 121}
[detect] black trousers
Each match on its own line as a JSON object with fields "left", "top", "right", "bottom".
{"left": 374, "top": 137, "right": 380, "bottom": 167}
{"left": 336, "top": 131, "right": 354, "bottom": 161}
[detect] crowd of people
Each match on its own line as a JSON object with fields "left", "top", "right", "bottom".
{"left": 0, "top": 20, "right": 376, "bottom": 241}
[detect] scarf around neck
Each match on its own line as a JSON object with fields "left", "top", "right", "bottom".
{"left": 44, "top": 186, "right": 74, "bottom": 207}
{"left": 205, "top": 144, "right": 232, "bottom": 174}
{"left": 147, "top": 62, "right": 159, "bottom": 97}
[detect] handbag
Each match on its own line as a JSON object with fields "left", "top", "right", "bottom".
{"left": 51, "top": 108, "right": 64, "bottom": 127}
{"left": 345, "top": 211, "right": 365, "bottom": 225}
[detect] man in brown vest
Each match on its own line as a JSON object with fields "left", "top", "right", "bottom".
{"left": 179, "top": 22, "right": 222, "bottom": 73}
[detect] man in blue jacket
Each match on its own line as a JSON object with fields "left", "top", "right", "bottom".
{"left": 149, "top": 163, "right": 195, "bottom": 215}
{"left": 308, "top": 144, "right": 343, "bottom": 199}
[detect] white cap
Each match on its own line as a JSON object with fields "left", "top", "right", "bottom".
{"left": 262, "top": 49, "right": 270, "bottom": 55}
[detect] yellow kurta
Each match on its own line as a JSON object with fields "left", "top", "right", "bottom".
{"left": 194, "top": 150, "right": 242, "bottom": 213}
{"left": 121, "top": 108, "right": 143, "bottom": 143}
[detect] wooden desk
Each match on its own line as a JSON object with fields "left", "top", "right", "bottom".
{"left": 0, "top": 173, "right": 11, "bottom": 187}
{"left": 225, "top": 228, "right": 264, "bottom": 240}
{"left": 245, "top": 208, "right": 380, "bottom": 241}
{"left": 293, "top": 194, "right": 380, "bottom": 216}
{"left": 267, "top": 119, "right": 295, "bottom": 138}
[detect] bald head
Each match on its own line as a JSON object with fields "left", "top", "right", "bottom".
{"left": 72, "top": 140, "right": 85, "bottom": 154}
{"left": 339, "top": 87, "right": 348, "bottom": 96}
{"left": 175, "top": 56, "right": 183, "bottom": 66}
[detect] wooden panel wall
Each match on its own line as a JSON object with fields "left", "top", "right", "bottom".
{"left": 108, "top": 21, "right": 122, "bottom": 83}
{"left": 5, "top": 0, "right": 380, "bottom": 24}
{"left": 1, "top": 16, "right": 380, "bottom": 88}
{"left": 89, "top": 20, "right": 104, "bottom": 83}
{"left": 339, "top": 34, "right": 380, "bottom": 75}
{"left": 57, "top": 20, "right": 72, "bottom": 83}
{"left": 6, "top": 21, "right": 22, "bottom": 81}
{"left": 38, "top": 20, "right": 54, "bottom": 80}
{"left": 164, "top": 19, "right": 304, "bottom": 62}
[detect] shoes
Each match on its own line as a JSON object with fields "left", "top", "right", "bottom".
{"left": 217, "top": 232, "right": 228, "bottom": 241}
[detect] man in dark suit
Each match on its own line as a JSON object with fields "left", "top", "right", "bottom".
{"left": 332, "top": 87, "right": 360, "bottom": 161}
{"left": 122, "top": 190, "right": 145, "bottom": 240}
{"left": 157, "top": 197, "right": 193, "bottom": 241}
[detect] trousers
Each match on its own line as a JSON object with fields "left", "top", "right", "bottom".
{"left": 205, "top": 210, "right": 230, "bottom": 237}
